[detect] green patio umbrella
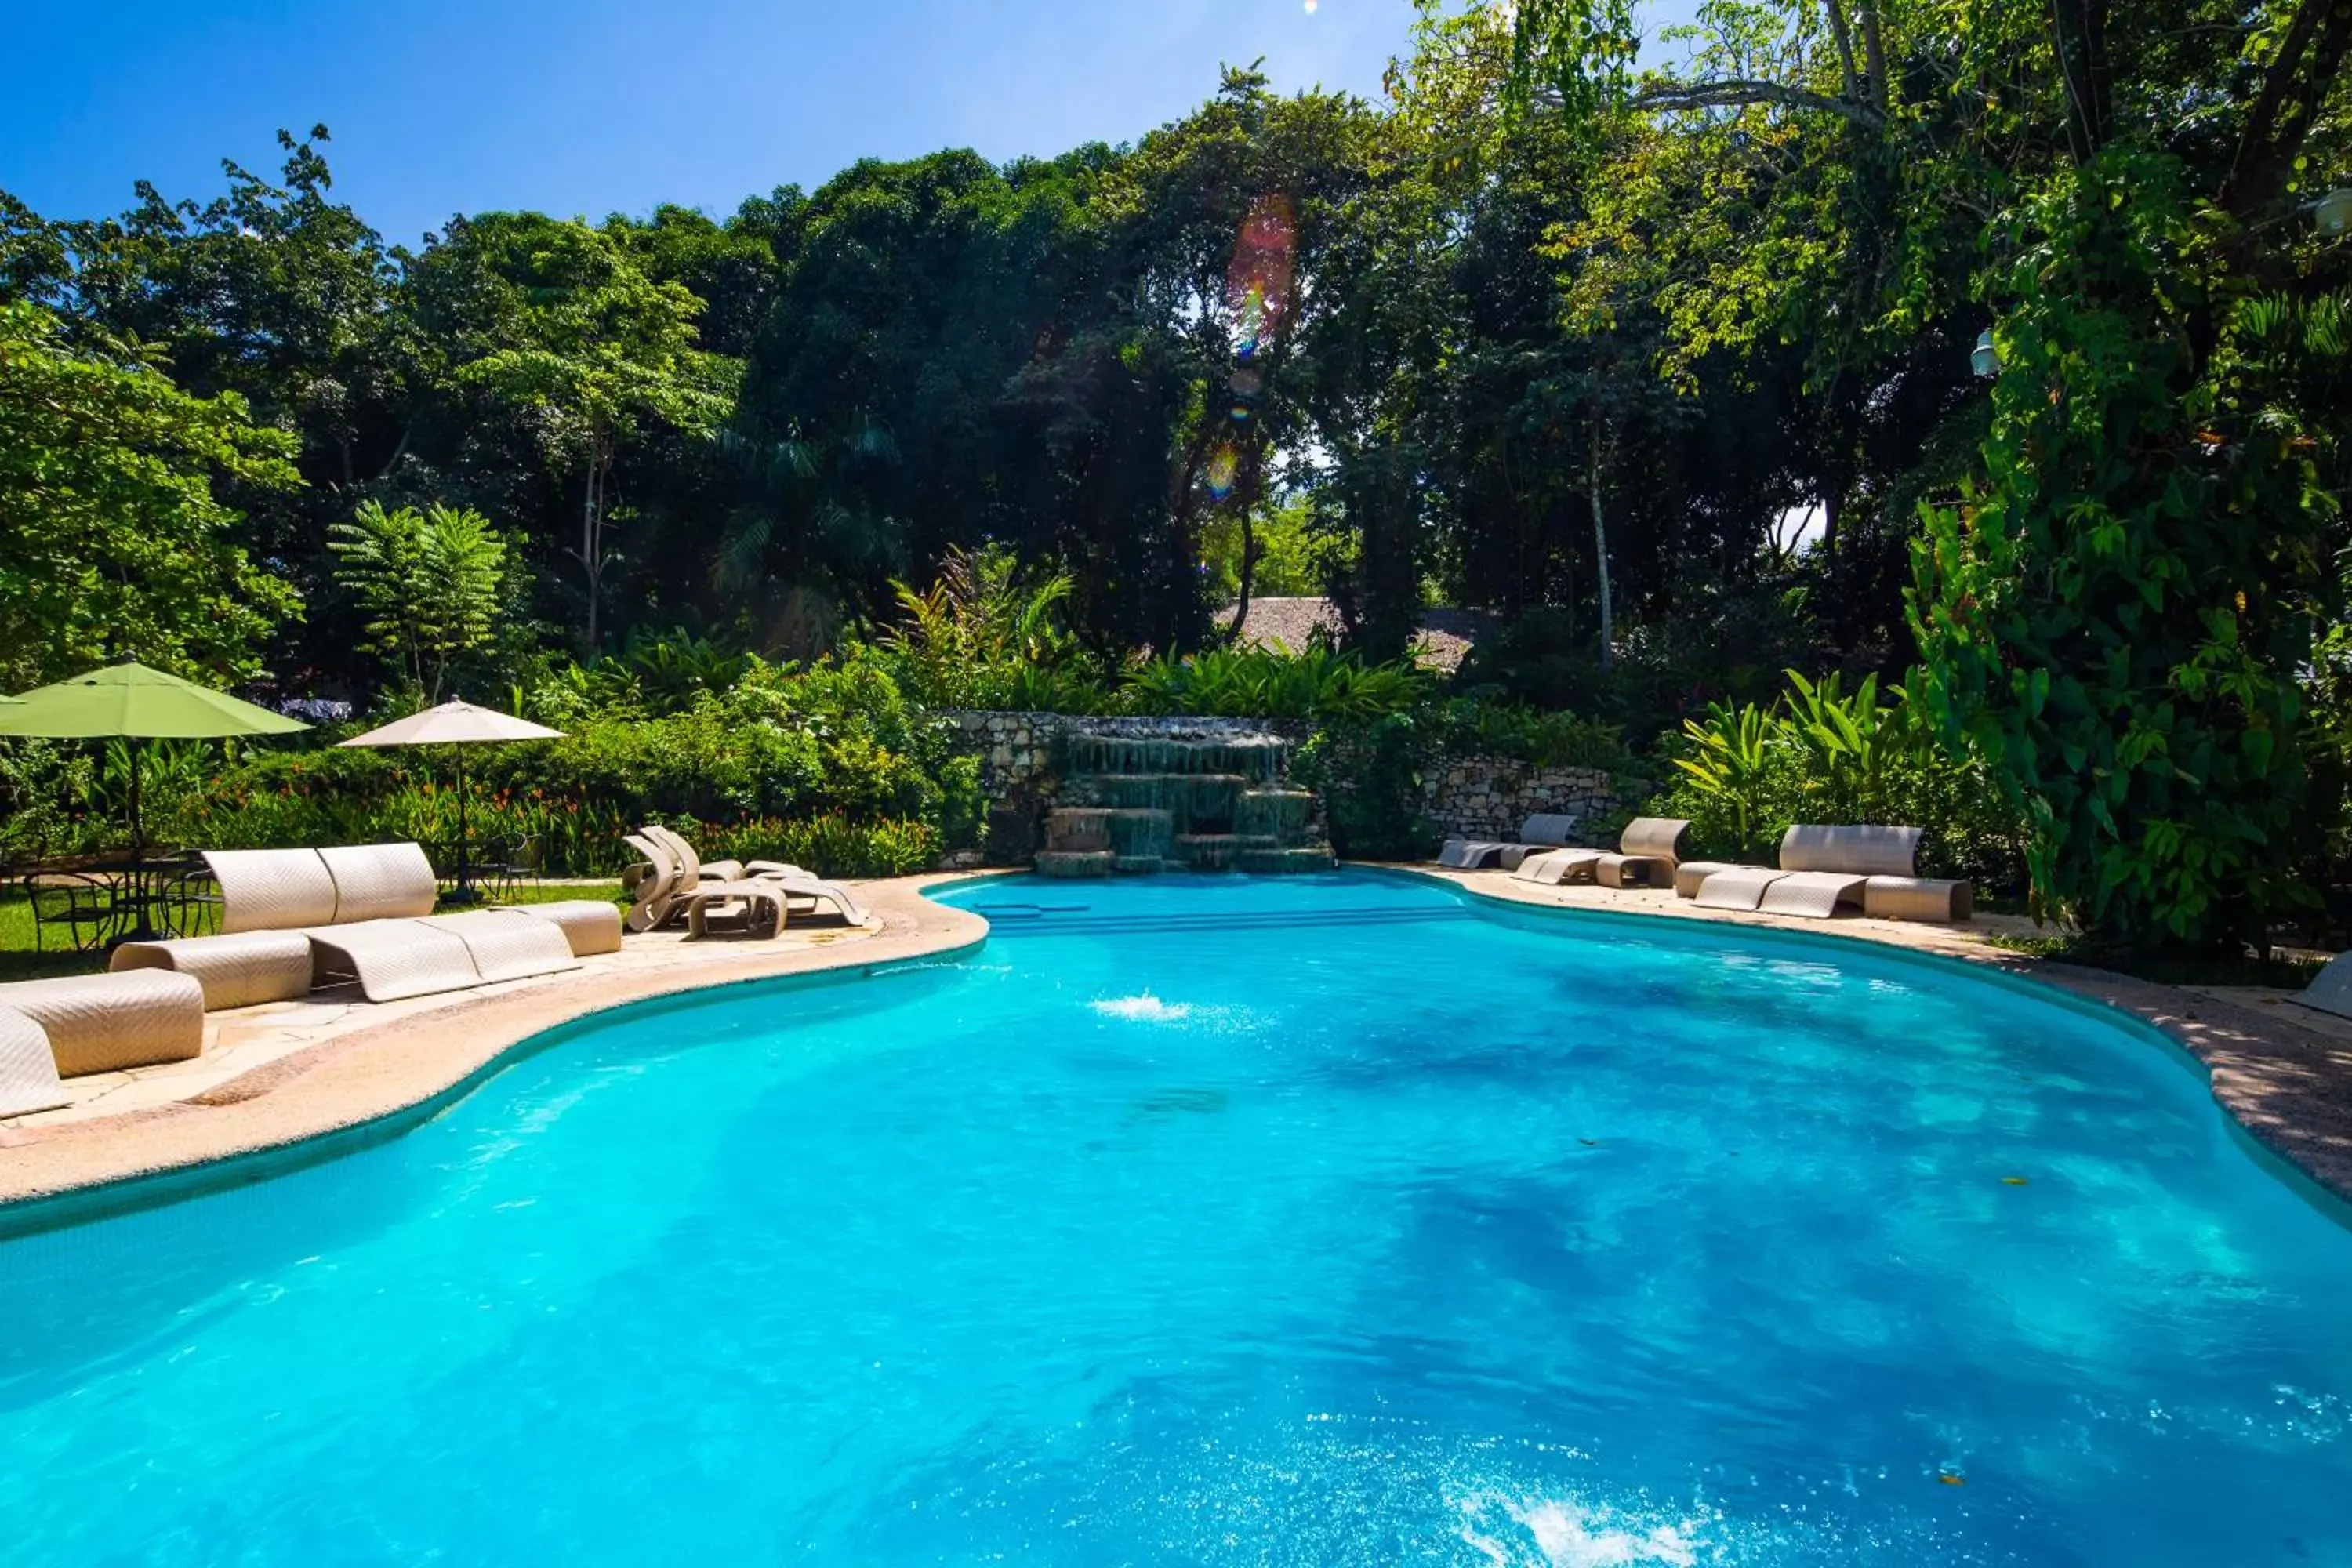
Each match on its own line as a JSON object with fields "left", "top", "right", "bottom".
{"left": 0, "top": 663, "right": 310, "bottom": 931}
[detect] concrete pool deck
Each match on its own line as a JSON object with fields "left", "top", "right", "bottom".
{"left": 3, "top": 865, "right": 2349, "bottom": 1216}
{"left": 0, "top": 877, "right": 992, "bottom": 1212}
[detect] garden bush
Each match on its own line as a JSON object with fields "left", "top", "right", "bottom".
{"left": 1655, "top": 670, "right": 2025, "bottom": 889}
{"left": 9, "top": 649, "right": 984, "bottom": 880}
{"left": 1123, "top": 646, "right": 1432, "bottom": 722}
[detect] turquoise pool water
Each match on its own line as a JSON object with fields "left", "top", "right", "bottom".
{"left": 2, "top": 871, "right": 2348, "bottom": 1565}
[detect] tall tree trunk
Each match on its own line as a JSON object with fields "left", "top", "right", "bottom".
{"left": 582, "top": 459, "right": 601, "bottom": 656}
{"left": 1590, "top": 417, "right": 1613, "bottom": 670}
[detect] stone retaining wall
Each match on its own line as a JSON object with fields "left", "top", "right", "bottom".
{"left": 1415, "top": 757, "right": 1623, "bottom": 844}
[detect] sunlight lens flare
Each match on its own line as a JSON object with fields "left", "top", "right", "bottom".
{"left": 1205, "top": 445, "right": 1240, "bottom": 499}
{"left": 1225, "top": 194, "right": 1297, "bottom": 362}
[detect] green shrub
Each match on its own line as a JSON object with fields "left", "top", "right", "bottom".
{"left": 873, "top": 544, "right": 1109, "bottom": 712}
{"left": 1123, "top": 646, "right": 1433, "bottom": 721}
{"left": 690, "top": 814, "right": 937, "bottom": 879}
{"left": 86, "top": 648, "right": 985, "bottom": 877}
{"left": 1657, "top": 670, "right": 2024, "bottom": 888}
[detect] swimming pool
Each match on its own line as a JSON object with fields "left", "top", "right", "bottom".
{"left": 1, "top": 870, "right": 2347, "bottom": 1564}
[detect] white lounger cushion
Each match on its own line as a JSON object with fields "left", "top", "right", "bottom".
{"left": 1862, "top": 877, "right": 1973, "bottom": 924}
{"left": 429, "top": 911, "right": 581, "bottom": 985}
{"left": 112, "top": 931, "right": 317, "bottom": 1010}
{"left": 520, "top": 900, "right": 625, "bottom": 956}
{"left": 307, "top": 920, "right": 485, "bottom": 1003}
{"left": 318, "top": 843, "right": 439, "bottom": 923}
{"left": 1514, "top": 848, "right": 1602, "bottom": 884}
{"left": 1779, "top": 824, "right": 1921, "bottom": 877}
{"left": 1673, "top": 860, "right": 1743, "bottom": 898}
{"left": 0, "top": 1007, "right": 70, "bottom": 1118}
{"left": 0, "top": 971, "right": 206, "bottom": 1076}
{"left": 206, "top": 848, "right": 340, "bottom": 933}
{"left": 1691, "top": 866, "right": 1788, "bottom": 912}
{"left": 1757, "top": 871, "right": 1870, "bottom": 919}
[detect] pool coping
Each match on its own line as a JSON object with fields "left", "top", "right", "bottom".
{"left": 2, "top": 862, "right": 2347, "bottom": 1232}
{"left": 1406, "top": 864, "right": 2352, "bottom": 1214}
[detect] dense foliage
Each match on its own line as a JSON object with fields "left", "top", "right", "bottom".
{"left": 2, "top": 2, "right": 2347, "bottom": 949}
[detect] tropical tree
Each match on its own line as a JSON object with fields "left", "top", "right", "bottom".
{"left": 0, "top": 299, "right": 303, "bottom": 690}
{"left": 1511, "top": 0, "right": 2352, "bottom": 947}
{"left": 408, "top": 212, "right": 738, "bottom": 654}
{"left": 326, "top": 500, "right": 514, "bottom": 700}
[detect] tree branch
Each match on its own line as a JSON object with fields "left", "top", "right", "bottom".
{"left": 1823, "top": 0, "right": 1862, "bottom": 104}
{"left": 1857, "top": 2, "right": 1888, "bottom": 107}
{"left": 1632, "top": 79, "right": 1885, "bottom": 127}
{"left": 2220, "top": 0, "right": 2352, "bottom": 216}
{"left": 2048, "top": 0, "right": 2114, "bottom": 165}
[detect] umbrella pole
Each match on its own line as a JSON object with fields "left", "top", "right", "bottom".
{"left": 455, "top": 745, "right": 476, "bottom": 903}
{"left": 126, "top": 740, "right": 154, "bottom": 942}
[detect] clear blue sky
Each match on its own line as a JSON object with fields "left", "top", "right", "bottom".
{"left": 5, "top": 0, "right": 1425, "bottom": 245}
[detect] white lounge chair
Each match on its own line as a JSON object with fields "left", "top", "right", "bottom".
{"left": 1437, "top": 813, "right": 1581, "bottom": 872}
{"left": 307, "top": 909, "right": 582, "bottom": 1003}
{"left": 1690, "top": 823, "right": 1969, "bottom": 922}
{"left": 113, "top": 930, "right": 317, "bottom": 1010}
{"left": 1515, "top": 817, "right": 1689, "bottom": 889}
{"left": 641, "top": 825, "right": 873, "bottom": 927}
{"left": 0, "top": 971, "right": 205, "bottom": 1076}
{"left": 0, "top": 1006, "right": 71, "bottom": 1117}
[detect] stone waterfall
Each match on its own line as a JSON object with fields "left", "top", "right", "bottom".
{"left": 1035, "top": 724, "right": 1335, "bottom": 877}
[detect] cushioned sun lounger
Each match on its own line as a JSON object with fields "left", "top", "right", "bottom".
{"left": 1512, "top": 847, "right": 1602, "bottom": 884}
{"left": 0, "top": 971, "right": 206, "bottom": 1076}
{"left": 205, "top": 848, "right": 341, "bottom": 934}
{"left": 0, "top": 1006, "right": 71, "bottom": 1117}
{"left": 1691, "top": 866, "right": 1789, "bottom": 912}
{"left": 1591, "top": 817, "right": 1689, "bottom": 888}
{"left": 1756, "top": 871, "right": 1871, "bottom": 919}
{"left": 1674, "top": 859, "right": 1743, "bottom": 898}
{"left": 112, "top": 930, "right": 317, "bottom": 1010}
{"left": 1862, "top": 877, "right": 1974, "bottom": 924}
{"left": 518, "top": 900, "right": 625, "bottom": 956}
{"left": 1780, "top": 823, "right": 1922, "bottom": 878}
{"left": 425, "top": 910, "right": 581, "bottom": 985}
{"left": 307, "top": 919, "right": 485, "bottom": 1004}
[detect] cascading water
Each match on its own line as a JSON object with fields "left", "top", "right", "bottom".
{"left": 1035, "top": 723, "right": 1335, "bottom": 877}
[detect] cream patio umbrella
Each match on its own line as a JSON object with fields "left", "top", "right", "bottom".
{"left": 337, "top": 699, "right": 565, "bottom": 902}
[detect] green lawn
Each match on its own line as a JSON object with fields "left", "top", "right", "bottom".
{"left": 0, "top": 882, "right": 626, "bottom": 986}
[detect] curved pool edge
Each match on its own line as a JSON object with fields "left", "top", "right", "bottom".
{"left": 7, "top": 860, "right": 2348, "bottom": 1237}
{"left": 0, "top": 875, "right": 1004, "bottom": 1238}
{"left": 1399, "top": 862, "right": 2352, "bottom": 1219}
